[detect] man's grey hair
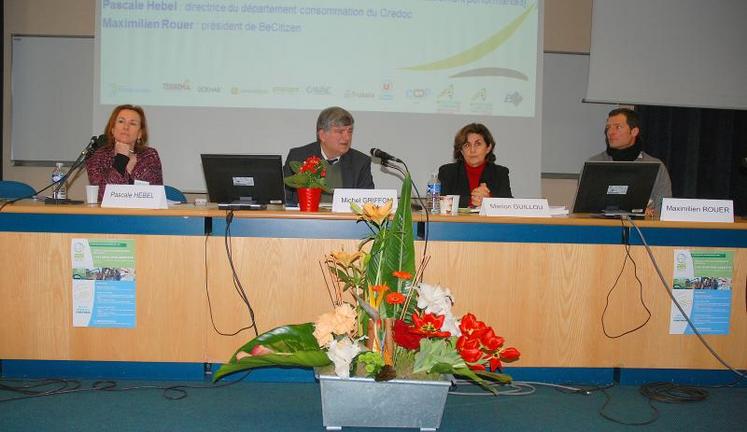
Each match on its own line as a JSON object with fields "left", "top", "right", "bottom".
{"left": 316, "top": 106, "right": 354, "bottom": 132}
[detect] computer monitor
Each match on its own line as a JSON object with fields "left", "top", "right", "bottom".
{"left": 572, "top": 161, "right": 660, "bottom": 215}
{"left": 201, "top": 154, "right": 285, "bottom": 207}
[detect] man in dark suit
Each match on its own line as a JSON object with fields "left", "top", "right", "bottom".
{"left": 283, "top": 106, "right": 375, "bottom": 204}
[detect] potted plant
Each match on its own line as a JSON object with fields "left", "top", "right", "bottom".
{"left": 283, "top": 155, "right": 331, "bottom": 211}
{"left": 213, "top": 176, "right": 520, "bottom": 430}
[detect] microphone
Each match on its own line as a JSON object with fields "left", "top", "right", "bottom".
{"left": 370, "top": 148, "right": 403, "bottom": 163}
{"left": 94, "top": 134, "right": 108, "bottom": 150}
{"left": 84, "top": 134, "right": 107, "bottom": 160}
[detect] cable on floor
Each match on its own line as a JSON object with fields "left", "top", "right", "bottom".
{"left": 0, "top": 372, "right": 251, "bottom": 403}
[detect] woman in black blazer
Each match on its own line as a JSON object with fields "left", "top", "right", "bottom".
{"left": 438, "top": 123, "right": 512, "bottom": 208}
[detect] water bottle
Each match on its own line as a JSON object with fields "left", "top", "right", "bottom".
{"left": 51, "top": 162, "right": 67, "bottom": 200}
{"left": 426, "top": 172, "right": 441, "bottom": 214}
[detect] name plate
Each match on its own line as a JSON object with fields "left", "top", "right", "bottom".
{"left": 479, "top": 198, "right": 550, "bottom": 217}
{"left": 660, "top": 198, "right": 733, "bottom": 222}
{"left": 101, "top": 184, "right": 168, "bottom": 209}
{"left": 331, "top": 189, "right": 398, "bottom": 213}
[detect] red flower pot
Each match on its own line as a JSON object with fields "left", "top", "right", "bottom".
{"left": 297, "top": 187, "right": 322, "bottom": 212}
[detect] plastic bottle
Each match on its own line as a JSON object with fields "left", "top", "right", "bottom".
{"left": 51, "top": 162, "right": 67, "bottom": 200}
{"left": 426, "top": 172, "right": 441, "bottom": 214}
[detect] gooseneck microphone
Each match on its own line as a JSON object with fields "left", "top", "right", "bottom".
{"left": 85, "top": 134, "right": 108, "bottom": 159}
{"left": 370, "top": 148, "right": 403, "bottom": 163}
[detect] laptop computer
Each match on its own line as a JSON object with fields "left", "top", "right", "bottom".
{"left": 200, "top": 154, "right": 286, "bottom": 210}
{"left": 572, "top": 161, "right": 660, "bottom": 217}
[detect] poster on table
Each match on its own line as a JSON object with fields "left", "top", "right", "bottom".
{"left": 71, "top": 239, "right": 136, "bottom": 328}
{"left": 670, "top": 250, "right": 733, "bottom": 335}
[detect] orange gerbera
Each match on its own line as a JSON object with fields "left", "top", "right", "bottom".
{"left": 385, "top": 292, "right": 406, "bottom": 305}
{"left": 392, "top": 271, "right": 413, "bottom": 280}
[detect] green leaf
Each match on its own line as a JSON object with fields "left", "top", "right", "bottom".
{"left": 212, "top": 323, "right": 331, "bottom": 382}
{"left": 413, "top": 338, "right": 465, "bottom": 374}
{"left": 365, "top": 176, "right": 416, "bottom": 317}
{"left": 289, "top": 160, "right": 303, "bottom": 173}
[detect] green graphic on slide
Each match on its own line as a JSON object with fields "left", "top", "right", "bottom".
{"left": 403, "top": 3, "right": 536, "bottom": 72}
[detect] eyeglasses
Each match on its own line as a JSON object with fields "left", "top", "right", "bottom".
{"left": 461, "top": 141, "right": 486, "bottom": 150}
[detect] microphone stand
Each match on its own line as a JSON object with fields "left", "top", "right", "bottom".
{"left": 44, "top": 136, "right": 100, "bottom": 205}
{"left": 0, "top": 137, "right": 97, "bottom": 212}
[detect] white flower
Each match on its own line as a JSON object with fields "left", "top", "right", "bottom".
{"left": 415, "top": 283, "right": 461, "bottom": 337}
{"left": 415, "top": 283, "right": 453, "bottom": 315}
{"left": 440, "top": 312, "right": 461, "bottom": 337}
{"left": 327, "top": 336, "right": 362, "bottom": 378}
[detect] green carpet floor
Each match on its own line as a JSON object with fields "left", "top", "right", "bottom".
{"left": 1, "top": 379, "right": 746, "bottom": 431}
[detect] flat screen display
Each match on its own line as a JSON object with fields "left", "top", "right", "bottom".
{"left": 201, "top": 154, "right": 285, "bottom": 205}
{"left": 572, "top": 161, "right": 660, "bottom": 214}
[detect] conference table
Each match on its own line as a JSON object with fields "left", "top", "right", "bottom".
{"left": 0, "top": 201, "right": 745, "bottom": 374}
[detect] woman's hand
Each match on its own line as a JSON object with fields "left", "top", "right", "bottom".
{"left": 125, "top": 153, "right": 138, "bottom": 174}
{"left": 114, "top": 141, "right": 137, "bottom": 174}
{"left": 470, "top": 182, "right": 491, "bottom": 207}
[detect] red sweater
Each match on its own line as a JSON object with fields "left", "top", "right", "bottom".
{"left": 465, "top": 162, "right": 487, "bottom": 194}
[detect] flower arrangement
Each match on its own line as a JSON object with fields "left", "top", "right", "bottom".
{"left": 283, "top": 155, "right": 332, "bottom": 192}
{"left": 213, "top": 176, "right": 520, "bottom": 393}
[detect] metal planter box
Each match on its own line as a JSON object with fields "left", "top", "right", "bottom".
{"left": 318, "top": 374, "right": 452, "bottom": 431}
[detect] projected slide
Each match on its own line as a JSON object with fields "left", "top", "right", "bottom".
{"left": 99, "top": 0, "right": 538, "bottom": 117}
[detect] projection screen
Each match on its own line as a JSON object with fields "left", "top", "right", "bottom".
{"left": 586, "top": 0, "right": 747, "bottom": 110}
{"left": 95, "top": 0, "right": 543, "bottom": 195}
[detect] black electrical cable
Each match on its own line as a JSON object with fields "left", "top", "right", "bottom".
{"left": 639, "top": 382, "right": 709, "bottom": 403}
{"left": 204, "top": 231, "right": 252, "bottom": 337}
{"left": 0, "top": 373, "right": 251, "bottom": 403}
{"left": 222, "top": 210, "right": 259, "bottom": 337}
{"left": 601, "top": 218, "right": 652, "bottom": 338}
{"left": 598, "top": 386, "right": 661, "bottom": 426}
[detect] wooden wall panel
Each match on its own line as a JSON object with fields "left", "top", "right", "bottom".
{"left": 2, "top": 217, "right": 744, "bottom": 370}
{"left": 0, "top": 233, "right": 206, "bottom": 361}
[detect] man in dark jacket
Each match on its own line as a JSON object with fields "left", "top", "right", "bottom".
{"left": 283, "top": 106, "right": 374, "bottom": 204}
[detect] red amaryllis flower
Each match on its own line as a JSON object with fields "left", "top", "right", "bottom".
{"left": 385, "top": 292, "right": 406, "bottom": 305}
{"left": 456, "top": 337, "right": 483, "bottom": 364}
{"left": 455, "top": 312, "right": 520, "bottom": 371}
{"left": 392, "top": 270, "right": 413, "bottom": 280}
{"left": 459, "top": 313, "right": 489, "bottom": 337}
{"left": 482, "top": 346, "right": 521, "bottom": 371}
{"left": 475, "top": 327, "right": 505, "bottom": 351}
{"left": 392, "top": 319, "right": 423, "bottom": 350}
{"left": 410, "top": 312, "right": 451, "bottom": 338}
{"left": 500, "top": 347, "right": 521, "bottom": 362}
